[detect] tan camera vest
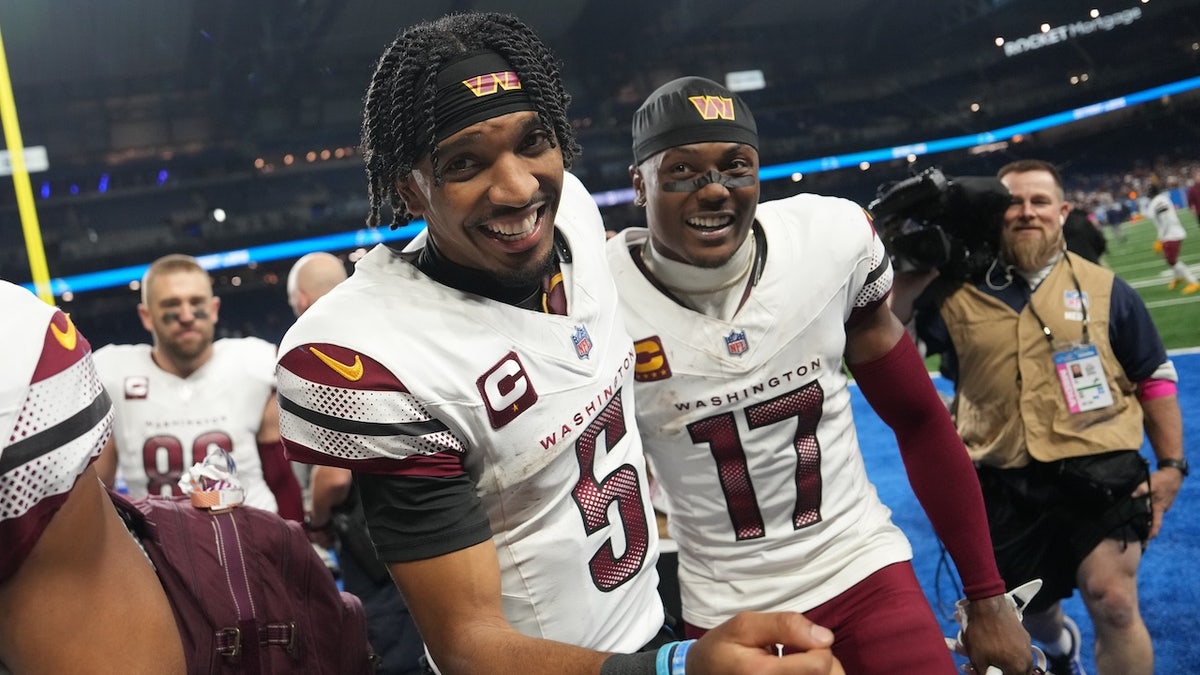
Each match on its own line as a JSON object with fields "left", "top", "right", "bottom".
{"left": 939, "top": 253, "right": 1144, "bottom": 468}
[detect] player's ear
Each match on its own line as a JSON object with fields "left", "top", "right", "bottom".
{"left": 137, "top": 304, "right": 153, "bottom": 333}
{"left": 210, "top": 296, "right": 221, "bottom": 322}
{"left": 395, "top": 176, "right": 427, "bottom": 218}
{"left": 630, "top": 165, "right": 646, "bottom": 207}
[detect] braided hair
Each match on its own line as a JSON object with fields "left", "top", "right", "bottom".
{"left": 361, "top": 12, "right": 581, "bottom": 228}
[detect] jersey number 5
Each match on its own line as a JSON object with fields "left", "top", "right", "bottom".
{"left": 687, "top": 381, "right": 824, "bottom": 541}
{"left": 571, "top": 391, "right": 650, "bottom": 592}
{"left": 142, "top": 431, "right": 235, "bottom": 496}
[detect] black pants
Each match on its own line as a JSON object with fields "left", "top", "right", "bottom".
{"left": 978, "top": 450, "right": 1151, "bottom": 614}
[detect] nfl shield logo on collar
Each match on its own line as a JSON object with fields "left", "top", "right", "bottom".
{"left": 725, "top": 329, "right": 749, "bottom": 356}
{"left": 572, "top": 325, "right": 594, "bottom": 360}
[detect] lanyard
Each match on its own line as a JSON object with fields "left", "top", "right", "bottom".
{"left": 1024, "top": 255, "right": 1090, "bottom": 346}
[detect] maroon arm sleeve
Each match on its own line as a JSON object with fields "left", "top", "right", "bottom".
{"left": 258, "top": 439, "right": 304, "bottom": 523}
{"left": 847, "top": 336, "right": 1006, "bottom": 600}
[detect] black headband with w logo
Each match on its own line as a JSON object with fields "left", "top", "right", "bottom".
{"left": 631, "top": 76, "right": 758, "bottom": 165}
{"left": 427, "top": 50, "right": 538, "bottom": 146}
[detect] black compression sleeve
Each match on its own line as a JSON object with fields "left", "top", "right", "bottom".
{"left": 599, "top": 650, "right": 658, "bottom": 675}
{"left": 356, "top": 472, "right": 492, "bottom": 562}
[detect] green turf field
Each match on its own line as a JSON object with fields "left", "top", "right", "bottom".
{"left": 1103, "top": 205, "right": 1200, "bottom": 351}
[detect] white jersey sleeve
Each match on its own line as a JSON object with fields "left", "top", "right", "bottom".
{"left": 847, "top": 210, "right": 894, "bottom": 324}
{"left": 1, "top": 282, "right": 112, "bottom": 583}
{"left": 608, "top": 193, "right": 911, "bottom": 628}
{"left": 92, "top": 337, "right": 278, "bottom": 511}
{"left": 1148, "top": 193, "right": 1186, "bottom": 241}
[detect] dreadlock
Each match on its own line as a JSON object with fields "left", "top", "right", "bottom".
{"left": 361, "top": 12, "right": 582, "bottom": 229}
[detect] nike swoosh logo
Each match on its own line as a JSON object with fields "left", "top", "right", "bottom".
{"left": 308, "top": 346, "right": 364, "bottom": 382}
{"left": 51, "top": 316, "right": 78, "bottom": 351}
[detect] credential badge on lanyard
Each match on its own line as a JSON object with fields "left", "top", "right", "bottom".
{"left": 1053, "top": 343, "right": 1114, "bottom": 413}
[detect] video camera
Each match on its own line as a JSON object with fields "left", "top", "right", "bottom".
{"left": 868, "top": 166, "right": 1011, "bottom": 282}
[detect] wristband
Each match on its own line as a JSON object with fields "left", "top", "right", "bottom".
{"left": 670, "top": 639, "right": 695, "bottom": 675}
{"left": 599, "top": 639, "right": 697, "bottom": 675}
{"left": 655, "top": 640, "right": 697, "bottom": 675}
{"left": 1158, "top": 457, "right": 1189, "bottom": 478}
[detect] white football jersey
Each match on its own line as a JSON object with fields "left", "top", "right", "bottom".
{"left": 92, "top": 337, "right": 278, "bottom": 511}
{"left": 608, "top": 193, "right": 912, "bottom": 628}
{"left": 276, "top": 172, "right": 663, "bottom": 654}
{"left": 1146, "top": 192, "right": 1186, "bottom": 242}
{"left": 1, "top": 281, "right": 111, "bottom": 582}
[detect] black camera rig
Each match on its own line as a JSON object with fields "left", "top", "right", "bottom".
{"left": 869, "top": 166, "right": 1011, "bottom": 282}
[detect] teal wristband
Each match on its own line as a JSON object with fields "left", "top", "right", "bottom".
{"left": 653, "top": 640, "right": 697, "bottom": 675}
{"left": 671, "top": 639, "right": 695, "bottom": 675}
{"left": 655, "top": 642, "right": 674, "bottom": 675}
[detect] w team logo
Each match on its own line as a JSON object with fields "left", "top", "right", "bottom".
{"left": 688, "top": 95, "right": 736, "bottom": 121}
{"left": 725, "top": 329, "right": 749, "bottom": 355}
{"left": 463, "top": 71, "right": 522, "bottom": 97}
{"left": 572, "top": 325, "right": 593, "bottom": 360}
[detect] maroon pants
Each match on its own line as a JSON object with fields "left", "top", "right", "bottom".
{"left": 684, "top": 562, "right": 956, "bottom": 674}
{"left": 1163, "top": 239, "right": 1183, "bottom": 266}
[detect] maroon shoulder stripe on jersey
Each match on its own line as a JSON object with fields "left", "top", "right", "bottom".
{"left": 31, "top": 311, "right": 91, "bottom": 383}
{"left": 278, "top": 343, "right": 407, "bottom": 391}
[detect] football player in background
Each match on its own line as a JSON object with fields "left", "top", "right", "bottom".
{"left": 287, "top": 251, "right": 352, "bottom": 317}
{"left": 276, "top": 11, "right": 842, "bottom": 675}
{"left": 1143, "top": 183, "right": 1199, "bottom": 294}
{"left": 93, "top": 253, "right": 303, "bottom": 521}
{"left": 606, "top": 76, "right": 1033, "bottom": 675}
{"left": 0, "top": 280, "right": 185, "bottom": 674}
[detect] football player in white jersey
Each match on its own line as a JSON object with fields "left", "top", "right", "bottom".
{"left": 607, "top": 77, "right": 1034, "bottom": 675}
{"left": 92, "top": 254, "right": 304, "bottom": 521}
{"left": 1143, "top": 183, "right": 1199, "bottom": 294}
{"left": 0, "top": 280, "right": 184, "bottom": 673}
{"left": 276, "top": 12, "right": 843, "bottom": 675}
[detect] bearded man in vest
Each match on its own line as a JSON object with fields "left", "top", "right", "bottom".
{"left": 894, "top": 158, "right": 1186, "bottom": 675}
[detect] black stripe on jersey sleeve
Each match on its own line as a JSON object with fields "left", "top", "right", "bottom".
{"left": 864, "top": 247, "right": 891, "bottom": 285}
{"left": 278, "top": 393, "right": 450, "bottom": 438}
{"left": 0, "top": 388, "right": 111, "bottom": 475}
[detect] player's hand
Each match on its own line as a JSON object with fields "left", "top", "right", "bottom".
{"left": 1132, "top": 470, "right": 1182, "bottom": 539}
{"left": 889, "top": 268, "right": 941, "bottom": 325}
{"left": 1153, "top": 240, "right": 1163, "bottom": 254}
{"left": 303, "top": 515, "right": 336, "bottom": 550}
{"left": 687, "top": 611, "right": 843, "bottom": 675}
{"left": 962, "top": 595, "right": 1035, "bottom": 675}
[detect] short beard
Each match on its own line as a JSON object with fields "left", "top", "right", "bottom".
{"left": 1005, "top": 230, "right": 1062, "bottom": 272}
{"left": 165, "top": 339, "right": 209, "bottom": 363}
{"left": 493, "top": 246, "right": 556, "bottom": 289}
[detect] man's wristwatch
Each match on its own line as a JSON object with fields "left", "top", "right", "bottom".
{"left": 1158, "top": 457, "right": 1189, "bottom": 478}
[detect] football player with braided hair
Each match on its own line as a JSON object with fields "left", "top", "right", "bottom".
{"left": 278, "top": 11, "right": 842, "bottom": 675}
{"left": 361, "top": 11, "right": 581, "bottom": 230}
